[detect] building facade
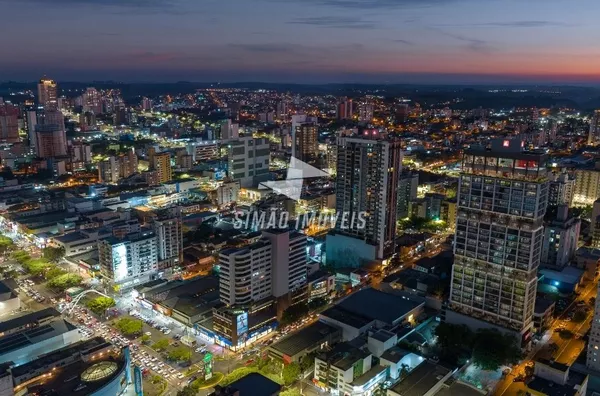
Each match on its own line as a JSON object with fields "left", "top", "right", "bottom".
{"left": 293, "top": 123, "right": 318, "bottom": 165}
{"left": 329, "top": 135, "right": 403, "bottom": 261}
{"left": 98, "top": 231, "right": 158, "bottom": 288}
{"left": 38, "top": 77, "right": 58, "bottom": 110}
{"left": 450, "top": 139, "right": 549, "bottom": 346}
{"left": 573, "top": 168, "right": 600, "bottom": 207}
{"left": 0, "top": 104, "right": 20, "bottom": 143}
{"left": 226, "top": 137, "right": 270, "bottom": 188}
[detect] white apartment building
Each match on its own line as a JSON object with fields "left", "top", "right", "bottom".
{"left": 152, "top": 217, "right": 183, "bottom": 272}
{"left": 226, "top": 137, "right": 270, "bottom": 188}
{"left": 218, "top": 230, "right": 308, "bottom": 307}
{"left": 98, "top": 230, "right": 158, "bottom": 288}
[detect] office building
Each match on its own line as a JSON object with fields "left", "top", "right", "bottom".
{"left": 336, "top": 98, "right": 353, "bottom": 120}
{"left": 548, "top": 171, "right": 575, "bottom": 206}
{"left": 82, "top": 87, "right": 102, "bottom": 114}
{"left": 326, "top": 135, "right": 403, "bottom": 266}
{"left": 98, "top": 230, "right": 158, "bottom": 288}
{"left": 97, "top": 156, "right": 119, "bottom": 183}
{"left": 226, "top": 137, "right": 270, "bottom": 188}
{"left": 9, "top": 338, "right": 133, "bottom": 396}
{"left": 0, "top": 308, "right": 81, "bottom": 367}
{"left": 541, "top": 205, "right": 580, "bottom": 269}
{"left": 588, "top": 110, "right": 600, "bottom": 145}
{"left": 449, "top": 138, "right": 549, "bottom": 347}
{"left": 37, "top": 77, "right": 58, "bottom": 110}
{"left": 0, "top": 104, "right": 19, "bottom": 143}
{"left": 151, "top": 152, "right": 172, "bottom": 184}
{"left": 293, "top": 122, "right": 318, "bottom": 165}
{"left": 34, "top": 124, "right": 67, "bottom": 158}
{"left": 573, "top": 168, "right": 600, "bottom": 206}
{"left": 152, "top": 217, "right": 183, "bottom": 272}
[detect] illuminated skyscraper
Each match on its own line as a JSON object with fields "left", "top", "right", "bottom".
{"left": 37, "top": 77, "right": 58, "bottom": 110}
{"left": 293, "top": 122, "right": 318, "bottom": 165}
{"left": 336, "top": 97, "right": 353, "bottom": 120}
{"left": 151, "top": 152, "right": 172, "bottom": 184}
{"left": 448, "top": 138, "right": 549, "bottom": 347}
{"left": 35, "top": 124, "right": 67, "bottom": 158}
{"left": 588, "top": 110, "right": 600, "bottom": 145}
{"left": 326, "top": 134, "right": 403, "bottom": 265}
{"left": 83, "top": 87, "right": 102, "bottom": 114}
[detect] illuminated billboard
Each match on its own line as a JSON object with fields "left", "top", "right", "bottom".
{"left": 236, "top": 312, "right": 248, "bottom": 336}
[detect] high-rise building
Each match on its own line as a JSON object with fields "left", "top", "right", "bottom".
{"left": 39, "top": 109, "right": 65, "bottom": 132}
{"left": 119, "top": 149, "right": 138, "bottom": 178}
{"left": 218, "top": 229, "right": 307, "bottom": 308}
{"left": 573, "top": 168, "right": 600, "bottom": 206}
{"left": 588, "top": 284, "right": 600, "bottom": 370}
{"left": 591, "top": 199, "right": 600, "bottom": 247}
{"left": 152, "top": 217, "right": 183, "bottom": 272}
{"left": 220, "top": 119, "right": 239, "bottom": 140}
{"left": 98, "top": 156, "right": 119, "bottom": 183}
{"left": 35, "top": 124, "right": 67, "bottom": 158}
{"left": 358, "top": 102, "right": 374, "bottom": 123}
{"left": 68, "top": 141, "right": 92, "bottom": 170}
{"left": 326, "top": 135, "right": 403, "bottom": 265}
{"left": 336, "top": 98, "right": 353, "bottom": 120}
{"left": 141, "top": 97, "right": 153, "bottom": 111}
{"left": 0, "top": 103, "right": 20, "bottom": 143}
{"left": 38, "top": 77, "right": 58, "bottom": 110}
{"left": 293, "top": 122, "right": 318, "bottom": 165}
{"left": 79, "top": 111, "right": 97, "bottom": 131}
{"left": 448, "top": 139, "right": 549, "bottom": 346}
{"left": 548, "top": 171, "right": 575, "bottom": 206}
{"left": 83, "top": 87, "right": 102, "bottom": 114}
{"left": 541, "top": 205, "right": 580, "bottom": 269}
{"left": 397, "top": 172, "right": 419, "bottom": 219}
{"left": 98, "top": 231, "right": 158, "bottom": 288}
{"left": 25, "top": 109, "right": 37, "bottom": 149}
{"left": 151, "top": 152, "right": 172, "bottom": 184}
{"left": 226, "top": 137, "right": 270, "bottom": 188}
{"left": 588, "top": 110, "right": 600, "bottom": 145}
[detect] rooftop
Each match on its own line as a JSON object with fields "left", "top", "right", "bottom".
{"left": 333, "top": 288, "right": 422, "bottom": 325}
{"left": 226, "top": 372, "right": 282, "bottom": 396}
{"left": 317, "top": 342, "right": 370, "bottom": 371}
{"left": 270, "top": 321, "right": 340, "bottom": 358}
{"left": 0, "top": 308, "right": 61, "bottom": 334}
{"left": 389, "top": 361, "right": 453, "bottom": 396}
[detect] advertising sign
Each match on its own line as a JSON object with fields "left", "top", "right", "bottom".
{"left": 236, "top": 311, "right": 248, "bottom": 336}
{"left": 203, "top": 353, "right": 213, "bottom": 381}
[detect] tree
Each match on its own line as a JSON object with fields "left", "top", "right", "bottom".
{"left": 280, "top": 388, "right": 302, "bottom": 396}
{"left": 47, "top": 273, "right": 82, "bottom": 291}
{"left": 11, "top": 250, "right": 30, "bottom": 263}
{"left": 168, "top": 347, "right": 192, "bottom": 362}
{"left": 42, "top": 246, "right": 66, "bottom": 262}
{"left": 22, "top": 258, "right": 53, "bottom": 276}
{"left": 471, "top": 329, "right": 520, "bottom": 371}
{"left": 0, "top": 235, "right": 14, "bottom": 254}
{"left": 282, "top": 362, "right": 301, "bottom": 386}
{"left": 115, "top": 318, "right": 143, "bottom": 336}
{"left": 281, "top": 303, "right": 309, "bottom": 326}
{"left": 152, "top": 338, "right": 170, "bottom": 351}
{"left": 299, "top": 352, "right": 316, "bottom": 373}
{"left": 573, "top": 310, "right": 587, "bottom": 322}
{"left": 141, "top": 334, "right": 151, "bottom": 343}
{"left": 45, "top": 266, "right": 67, "bottom": 280}
{"left": 86, "top": 296, "right": 116, "bottom": 315}
{"left": 176, "top": 385, "right": 198, "bottom": 396}
{"left": 434, "top": 323, "right": 473, "bottom": 360}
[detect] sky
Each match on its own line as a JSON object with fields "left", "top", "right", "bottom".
{"left": 0, "top": 0, "right": 599, "bottom": 84}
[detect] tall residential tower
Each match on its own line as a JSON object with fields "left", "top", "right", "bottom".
{"left": 448, "top": 139, "right": 549, "bottom": 347}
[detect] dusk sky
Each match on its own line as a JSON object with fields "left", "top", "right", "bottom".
{"left": 1, "top": 0, "right": 599, "bottom": 83}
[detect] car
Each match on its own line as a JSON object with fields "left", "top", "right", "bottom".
{"left": 177, "top": 373, "right": 184, "bottom": 379}
{"left": 145, "top": 331, "right": 152, "bottom": 336}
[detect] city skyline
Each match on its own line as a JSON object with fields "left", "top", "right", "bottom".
{"left": 0, "top": 0, "right": 599, "bottom": 83}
